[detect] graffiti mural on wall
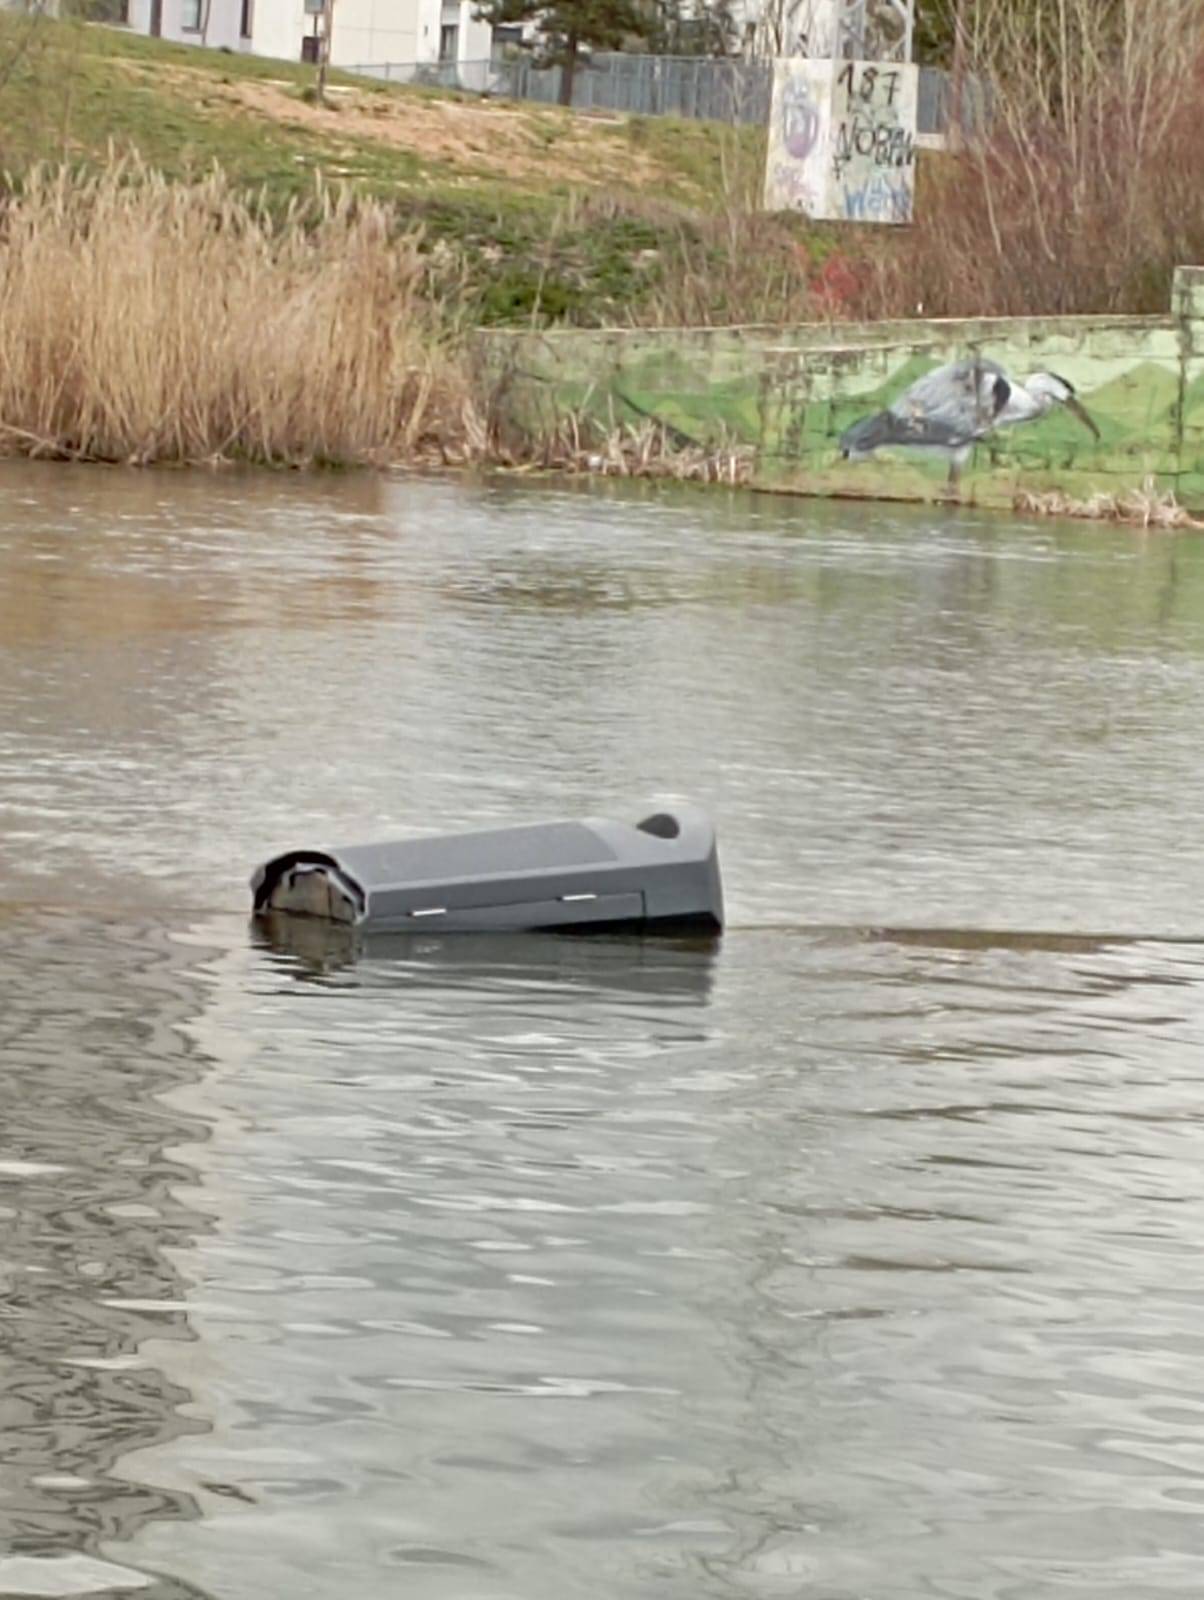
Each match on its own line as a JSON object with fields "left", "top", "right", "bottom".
{"left": 832, "top": 60, "right": 916, "bottom": 220}
{"left": 481, "top": 271, "right": 1204, "bottom": 510}
{"left": 765, "top": 60, "right": 828, "bottom": 215}
{"left": 764, "top": 57, "right": 917, "bottom": 221}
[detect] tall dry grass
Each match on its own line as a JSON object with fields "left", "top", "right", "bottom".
{"left": 632, "top": 126, "right": 825, "bottom": 328}
{"left": 866, "top": 0, "right": 1204, "bottom": 318}
{"left": 0, "top": 160, "right": 479, "bottom": 465}
{"left": 641, "top": 209, "right": 822, "bottom": 327}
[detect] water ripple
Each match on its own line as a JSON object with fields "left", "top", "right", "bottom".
{"left": 3, "top": 473, "right": 1204, "bottom": 1597}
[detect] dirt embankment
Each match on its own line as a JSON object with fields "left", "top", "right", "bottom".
{"left": 122, "top": 58, "right": 686, "bottom": 193}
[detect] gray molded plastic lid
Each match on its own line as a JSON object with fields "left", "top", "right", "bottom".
{"left": 250, "top": 803, "right": 723, "bottom": 935}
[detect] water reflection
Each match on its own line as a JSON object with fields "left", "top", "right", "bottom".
{"left": 101, "top": 923, "right": 1204, "bottom": 1600}
{"left": 0, "top": 910, "right": 214, "bottom": 1599}
{"left": 102, "top": 917, "right": 732, "bottom": 1600}
{"left": 253, "top": 912, "right": 719, "bottom": 1000}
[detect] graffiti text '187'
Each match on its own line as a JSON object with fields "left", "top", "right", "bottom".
{"left": 835, "top": 62, "right": 903, "bottom": 106}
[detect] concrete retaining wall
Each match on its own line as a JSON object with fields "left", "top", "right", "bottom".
{"left": 480, "top": 265, "right": 1204, "bottom": 510}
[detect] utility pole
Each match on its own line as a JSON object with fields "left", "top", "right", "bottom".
{"left": 950, "top": 0, "right": 968, "bottom": 148}
{"left": 316, "top": 0, "right": 334, "bottom": 102}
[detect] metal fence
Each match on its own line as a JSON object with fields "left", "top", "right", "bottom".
{"left": 501, "top": 54, "right": 774, "bottom": 125}
{"left": 350, "top": 58, "right": 502, "bottom": 95}
{"left": 347, "top": 54, "right": 969, "bottom": 137}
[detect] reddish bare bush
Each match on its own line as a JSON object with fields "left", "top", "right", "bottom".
{"left": 861, "top": 0, "right": 1204, "bottom": 318}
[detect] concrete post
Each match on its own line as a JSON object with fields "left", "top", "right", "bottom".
{"left": 1174, "top": 266, "right": 1204, "bottom": 502}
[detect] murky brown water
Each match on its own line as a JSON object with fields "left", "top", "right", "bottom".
{"left": 4, "top": 464, "right": 1204, "bottom": 1598}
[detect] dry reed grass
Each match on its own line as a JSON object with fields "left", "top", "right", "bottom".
{"left": 1015, "top": 479, "right": 1204, "bottom": 531}
{"left": 0, "top": 160, "right": 480, "bottom": 466}
{"left": 577, "top": 418, "right": 755, "bottom": 484}
{"left": 865, "top": 0, "right": 1204, "bottom": 318}
{"left": 641, "top": 211, "right": 822, "bottom": 328}
{"left": 629, "top": 128, "right": 827, "bottom": 329}
{"left": 501, "top": 410, "right": 755, "bottom": 484}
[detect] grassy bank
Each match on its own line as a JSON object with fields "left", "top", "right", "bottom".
{"left": 0, "top": 17, "right": 818, "bottom": 465}
{"left": 0, "top": 12, "right": 829, "bottom": 330}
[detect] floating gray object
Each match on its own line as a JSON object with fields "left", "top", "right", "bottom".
{"left": 250, "top": 804, "right": 723, "bottom": 935}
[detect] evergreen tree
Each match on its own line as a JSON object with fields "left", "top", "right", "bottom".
{"left": 476, "top": 0, "right": 658, "bottom": 104}
{"left": 650, "top": 0, "right": 739, "bottom": 56}
{"left": 914, "top": 0, "right": 957, "bottom": 65}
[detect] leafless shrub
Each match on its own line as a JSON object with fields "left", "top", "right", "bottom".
{"left": 863, "top": 0, "right": 1204, "bottom": 317}
{"left": 640, "top": 212, "right": 820, "bottom": 327}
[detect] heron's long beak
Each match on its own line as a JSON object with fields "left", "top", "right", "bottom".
{"left": 1064, "top": 395, "right": 1100, "bottom": 440}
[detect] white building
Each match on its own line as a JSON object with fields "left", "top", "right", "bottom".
{"left": 123, "top": 0, "right": 246, "bottom": 53}
{"left": 119, "top": 0, "right": 492, "bottom": 71}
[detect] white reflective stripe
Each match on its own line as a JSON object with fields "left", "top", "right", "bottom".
{"left": 560, "top": 893, "right": 597, "bottom": 903}
{"left": 410, "top": 907, "right": 447, "bottom": 918}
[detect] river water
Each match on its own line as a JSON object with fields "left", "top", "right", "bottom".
{"left": 3, "top": 466, "right": 1204, "bottom": 1599}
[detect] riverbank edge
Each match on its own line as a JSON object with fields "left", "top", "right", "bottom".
{"left": 475, "top": 266, "right": 1204, "bottom": 514}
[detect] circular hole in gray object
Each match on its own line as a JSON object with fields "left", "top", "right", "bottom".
{"left": 636, "top": 812, "right": 680, "bottom": 840}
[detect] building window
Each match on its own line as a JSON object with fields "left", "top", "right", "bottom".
{"left": 491, "top": 23, "right": 522, "bottom": 58}
{"left": 439, "top": 22, "right": 458, "bottom": 61}
{"left": 180, "top": 0, "right": 202, "bottom": 28}
{"left": 240, "top": 0, "right": 252, "bottom": 36}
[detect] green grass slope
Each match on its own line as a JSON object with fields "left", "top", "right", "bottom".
{"left": 0, "top": 13, "right": 807, "bottom": 325}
